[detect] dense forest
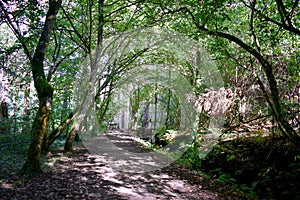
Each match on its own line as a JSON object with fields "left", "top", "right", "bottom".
{"left": 0, "top": 0, "right": 299, "bottom": 199}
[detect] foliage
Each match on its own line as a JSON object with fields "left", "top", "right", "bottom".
{"left": 178, "top": 135, "right": 203, "bottom": 169}
{"left": 200, "top": 136, "right": 300, "bottom": 199}
{"left": 0, "top": 134, "right": 30, "bottom": 177}
{"left": 0, "top": 0, "right": 299, "bottom": 195}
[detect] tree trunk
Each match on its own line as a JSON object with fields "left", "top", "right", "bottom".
{"left": 21, "top": 98, "right": 53, "bottom": 174}
{"left": 165, "top": 89, "right": 171, "bottom": 129}
{"left": 65, "top": 0, "right": 105, "bottom": 151}
{"left": 46, "top": 112, "right": 74, "bottom": 150}
{"left": 187, "top": 13, "right": 300, "bottom": 143}
{"left": 20, "top": 0, "right": 61, "bottom": 175}
{"left": 0, "top": 101, "right": 8, "bottom": 119}
{"left": 0, "top": 101, "right": 8, "bottom": 133}
{"left": 64, "top": 125, "right": 76, "bottom": 152}
{"left": 0, "top": 69, "right": 9, "bottom": 133}
{"left": 130, "top": 87, "right": 139, "bottom": 129}
{"left": 154, "top": 84, "right": 158, "bottom": 130}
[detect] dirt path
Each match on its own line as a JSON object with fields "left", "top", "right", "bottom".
{"left": 0, "top": 131, "right": 249, "bottom": 200}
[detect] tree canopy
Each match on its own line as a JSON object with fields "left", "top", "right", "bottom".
{"left": 0, "top": 0, "right": 299, "bottom": 199}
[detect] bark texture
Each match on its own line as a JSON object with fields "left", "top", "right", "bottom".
{"left": 20, "top": 0, "right": 62, "bottom": 175}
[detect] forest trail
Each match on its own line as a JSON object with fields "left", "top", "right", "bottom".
{"left": 1, "top": 131, "right": 248, "bottom": 200}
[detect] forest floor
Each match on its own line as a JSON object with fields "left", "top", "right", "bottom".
{"left": 0, "top": 131, "right": 249, "bottom": 200}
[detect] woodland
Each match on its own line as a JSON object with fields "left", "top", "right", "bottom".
{"left": 0, "top": 0, "right": 299, "bottom": 199}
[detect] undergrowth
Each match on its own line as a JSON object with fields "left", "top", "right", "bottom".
{"left": 0, "top": 134, "right": 30, "bottom": 178}
{"left": 178, "top": 134, "right": 300, "bottom": 199}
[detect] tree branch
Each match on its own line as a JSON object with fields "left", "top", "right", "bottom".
{"left": 60, "top": 4, "right": 90, "bottom": 53}
{"left": 241, "top": 0, "right": 300, "bottom": 36}
{"left": 249, "top": 0, "right": 261, "bottom": 52}
{"left": 47, "top": 46, "right": 79, "bottom": 81}
{"left": 183, "top": 6, "right": 299, "bottom": 142}
{"left": 48, "top": 111, "right": 75, "bottom": 147}
{"left": 0, "top": 1, "right": 32, "bottom": 60}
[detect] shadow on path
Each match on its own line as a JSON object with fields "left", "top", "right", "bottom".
{"left": 0, "top": 131, "right": 249, "bottom": 199}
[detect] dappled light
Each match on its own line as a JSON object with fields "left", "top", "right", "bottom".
{"left": 0, "top": 148, "right": 240, "bottom": 200}
{"left": 0, "top": 131, "right": 249, "bottom": 199}
{"left": 82, "top": 130, "right": 175, "bottom": 173}
{"left": 1, "top": 0, "right": 299, "bottom": 199}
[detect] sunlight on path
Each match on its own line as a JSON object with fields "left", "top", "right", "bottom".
{"left": 82, "top": 130, "right": 174, "bottom": 173}
{"left": 74, "top": 155, "right": 221, "bottom": 199}
{"left": 0, "top": 130, "right": 247, "bottom": 199}
{"left": 74, "top": 130, "right": 225, "bottom": 199}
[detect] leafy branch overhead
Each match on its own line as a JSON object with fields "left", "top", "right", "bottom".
{"left": 0, "top": 0, "right": 299, "bottom": 199}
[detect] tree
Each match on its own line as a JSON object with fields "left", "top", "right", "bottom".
{"left": 184, "top": 0, "right": 299, "bottom": 142}
{"left": 0, "top": 69, "right": 9, "bottom": 133}
{"left": 145, "top": 0, "right": 299, "bottom": 142}
{"left": 60, "top": 0, "right": 157, "bottom": 150}
{"left": 21, "top": 0, "right": 62, "bottom": 174}
{"left": 1, "top": 0, "right": 298, "bottom": 175}
{"left": 1, "top": 0, "right": 62, "bottom": 174}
